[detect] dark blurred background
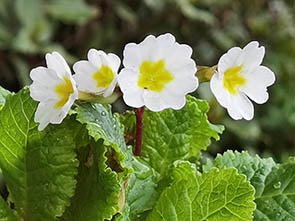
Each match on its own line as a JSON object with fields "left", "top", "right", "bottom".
{"left": 0, "top": 0, "right": 294, "bottom": 162}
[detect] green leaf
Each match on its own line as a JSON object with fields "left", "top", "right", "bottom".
{"left": 0, "top": 88, "right": 84, "bottom": 220}
{"left": 15, "top": 0, "right": 42, "bottom": 27}
{"left": 121, "top": 96, "right": 224, "bottom": 176}
{"left": 74, "top": 102, "right": 133, "bottom": 179}
{"left": 117, "top": 157, "right": 159, "bottom": 221}
{"left": 203, "top": 150, "right": 276, "bottom": 196}
{"left": 0, "top": 197, "right": 18, "bottom": 221}
{"left": 13, "top": 0, "right": 49, "bottom": 53}
{"left": 147, "top": 161, "right": 256, "bottom": 221}
{"left": 254, "top": 157, "right": 295, "bottom": 220}
{"left": 45, "top": 0, "right": 99, "bottom": 25}
{"left": 63, "top": 142, "right": 122, "bottom": 221}
{"left": 177, "top": 1, "right": 216, "bottom": 25}
{"left": 203, "top": 151, "right": 295, "bottom": 220}
{"left": 66, "top": 102, "right": 133, "bottom": 220}
{"left": 0, "top": 86, "right": 10, "bottom": 110}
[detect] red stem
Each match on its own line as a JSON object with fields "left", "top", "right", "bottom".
{"left": 134, "top": 107, "right": 145, "bottom": 156}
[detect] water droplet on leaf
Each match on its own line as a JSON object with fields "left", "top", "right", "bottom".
{"left": 101, "top": 111, "right": 107, "bottom": 116}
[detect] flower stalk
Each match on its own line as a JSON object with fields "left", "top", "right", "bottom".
{"left": 134, "top": 107, "right": 145, "bottom": 156}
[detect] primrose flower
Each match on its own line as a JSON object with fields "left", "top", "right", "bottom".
{"left": 73, "top": 49, "right": 120, "bottom": 97}
{"left": 118, "top": 33, "right": 198, "bottom": 112}
{"left": 30, "top": 52, "right": 78, "bottom": 131}
{"left": 210, "top": 41, "right": 275, "bottom": 120}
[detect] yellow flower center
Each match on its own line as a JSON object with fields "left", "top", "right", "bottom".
{"left": 93, "top": 65, "right": 114, "bottom": 88}
{"left": 54, "top": 76, "right": 74, "bottom": 108}
{"left": 137, "top": 60, "right": 174, "bottom": 92}
{"left": 223, "top": 65, "right": 246, "bottom": 95}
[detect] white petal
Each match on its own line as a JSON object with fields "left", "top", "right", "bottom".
{"left": 226, "top": 100, "right": 243, "bottom": 120}
{"left": 103, "top": 75, "right": 117, "bottom": 97}
{"left": 142, "top": 89, "right": 185, "bottom": 112}
{"left": 166, "top": 60, "right": 198, "bottom": 95}
{"left": 165, "top": 78, "right": 198, "bottom": 98}
{"left": 35, "top": 102, "right": 53, "bottom": 130}
{"left": 35, "top": 102, "right": 66, "bottom": 131}
{"left": 59, "top": 89, "right": 78, "bottom": 118}
{"left": 237, "top": 41, "right": 265, "bottom": 71}
{"left": 30, "top": 82, "right": 58, "bottom": 102}
{"left": 168, "top": 58, "right": 197, "bottom": 77}
{"left": 118, "top": 69, "right": 144, "bottom": 108}
{"left": 34, "top": 81, "right": 77, "bottom": 131}
{"left": 138, "top": 35, "right": 157, "bottom": 61}
{"left": 142, "top": 90, "right": 165, "bottom": 112}
{"left": 122, "top": 92, "right": 144, "bottom": 108}
{"left": 73, "top": 60, "right": 99, "bottom": 93}
{"left": 164, "top": 43, "right": 193, "bottom": 70}
{"left": 87, "top": 49, "right": 105, "bottom": 69}
{"left": 30, "top": 67, "right": 61, "bottom": 86}
{"left": 218, "top": 47, "right": 242, "bottom": 74}
{"left": 233, "top": 93, "right": 254, "bottom": 120}
{"left": 151, "top": 33, "right": 176, "bottom": 62}
{"left": 73, "top": 60, "right": 97, "bottom": 75}
{"left": 45, "top": 52, "right": 71, "bottom": 77}
{"left": 108, "top": 53, "right": 121, "bottom": 72}
{"left": 123, "top": 43, "right": 142, "bottom": 70}
{"left": 29, "top": 67, "right": 61, "bottom": 102}
{"left": 161, "top": 90, "right": 186, "bottom": 110}
{"left": 210, "top": 72, "right": 254, "bottom": 120}
{"left": 240, "top": 66, "right": 275, "bottom": 104}
{"left": 157, "top": 33, "right": 176, "bottom": 45}
{"left": 118, "top": 69, "right": 138, "bottom": 93}
{"left": 210, "top": 73, "right": 231, "bottom": 108}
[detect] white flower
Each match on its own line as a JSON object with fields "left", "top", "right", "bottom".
{"left": 73, "top": 49, "right": 120, "bottom": 97}
{"left": 30, "top": 52, "right": 78, "bottom": 131}
{"left": 118, "top": 33, "right": 198, "bottom": 112}
{"left": 210, "top": 41, "right": 275, "bottom": 120}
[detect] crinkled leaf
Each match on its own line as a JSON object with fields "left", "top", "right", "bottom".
{"left": 121, "top": 96, "right": 224, "bottom": 176}
{"left": 0, "top": 88, "right": 83, "bottom": 220}
{"left": 45, "top": 0, "right": 98, "bottom": 25}
{"left": 63, "top": 142, "right": 121, "bottom": 221}
{"left": 117, "top": 157, "right": 159, "bottom": 221}
{"left": 147, "top": 161, "right": 256, "bottom": 221}
{"left": 0, "top": 86, "right": 10, "bottom": 110}
{"left": 68, "top": 102, "right": 133, "bottom": 220}
{"left": 0, "top": 197, "right": 18, "bottom": 221}
{"left": 203, "top": 151, "right": 295, "bottom": 220}
{"left": 203, "top": 150, "right": 276, "bottom": 196}
{"left": 74, "top": 102, "right": 132, "bottom": 179}
{"left": 254, "top": 157, "right": 295, "bottom": 220}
